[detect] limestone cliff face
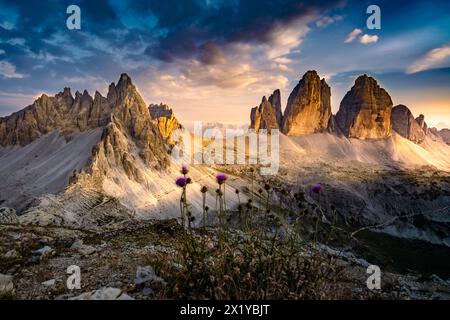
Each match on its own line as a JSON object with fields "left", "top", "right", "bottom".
{"left": 250, "top": 90, "right": 282, "bottom": 131}
{"left": 268, "top": 89, "right": 283, "bottom": 128}
{"left": 391, "top": 105, "right": 426, "bottom": 143}
{"left": 281, "top": 71, "right": 331, "bottom": 136}
{"left": 149, "top": 103, "right": 182, "bottom": 144}
{"left": 336, "top": 75, "right": 393, "bottom": 139}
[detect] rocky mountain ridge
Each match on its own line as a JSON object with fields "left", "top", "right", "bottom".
{"left": 248, "top": 71, "right": 449, "bottom": 145}
{"left": 0, "top": 74, "right": 171, "bottom": 215}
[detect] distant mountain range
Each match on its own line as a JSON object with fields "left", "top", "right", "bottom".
{"left": 249, "top": 70, "right": 450, "bottom": 145}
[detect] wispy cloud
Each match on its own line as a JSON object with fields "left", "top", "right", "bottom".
{"left": 344, "top": 28, "right": 362, "bottom": 43}
{"left": 315, "top": 14, "right": 343, "bottom": 28}
{"left": 0, "top": 60, "right": 27, "bottom": 79}
{"left": 406, "top": 44, "right": 450, "bottom": 74}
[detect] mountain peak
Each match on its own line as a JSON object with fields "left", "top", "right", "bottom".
{"left": 336, "top": 75, "right": 393, "bottom": 139}
{"left": 281, "top": 70, "right": 331, "bottom": 135}
{"left": 117, "top": 73, "right": 133, "bottom": 88}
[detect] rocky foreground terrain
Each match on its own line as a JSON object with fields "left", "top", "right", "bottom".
{"left": 1, "top": 214, "right": 449, "bottom": 300}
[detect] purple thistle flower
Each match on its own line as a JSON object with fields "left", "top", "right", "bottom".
{"left": 216, "top": 173, "right": 228, "bottom": 185}
{"left": 175, "top": 177, "right": 187, "bottom": 188}
{"left": 180, "top": 165, "right": 189, "bottom": 175}
{"left": 311, "top": 183, "right": 323, "bottom": 194}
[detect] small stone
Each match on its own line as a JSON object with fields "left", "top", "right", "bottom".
{"left": 41, "top": 279, "right": 56, "bottom": 287}
{"left": 134, "top": 266, "right": 165, "bottom": 285}
{"left": 142, "top": 288, "right": 154, "bottom": 296}
{"left": 0, "top": 274, "right": 14, "bottom": 295}
{"left": 70, "top": 287, "right": 133, "bottom": 300}
{"left": 70, "top": 240, "right": 96, "bottom": 255}
{"left": 4, "top": 249, "right": 20, "bottom": 259}
{"left": 33, "top": 246, "right": 54, "bottom": 259}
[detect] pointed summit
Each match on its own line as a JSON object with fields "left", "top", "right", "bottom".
{"left": 250, "top": 90, "right": 282, "bottom": 131}
{"left": 268, "top": 89, "right": 283, "bottom": 128}
{"left": 281, "top": 70, "right": 331, "bottom": 136}
{"left": 336, "top": 74, "right": 393, "bottom": 139}
{"left": 117, "top": 73, "right": 133, "bottom": 88}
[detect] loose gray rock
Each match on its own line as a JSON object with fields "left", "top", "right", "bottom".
{"left": 0, "top": 207, "right": 19, "bottom": 224}
{"left": 135, "top": 266, "right": 165, "bottom": 285}
{"left": 69, "top": 287, "right": 133, "bottom": 300}
{"left": 0, "top": 274, "right": 14, "bottom": 295}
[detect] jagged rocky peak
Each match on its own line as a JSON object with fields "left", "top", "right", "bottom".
{"left": 391, "top": 105, "right": 426, "bottom": 144}
{"left": 281, "top": 70, "right": 331, "bottom": 136}
{"left": 336, "top": 74, "right": 393, "bottom": 139}
{"left": 0, "top": 73, "right": 169, "bottom": 170}
{"left": 56, "top": 87, "right": 74, "bottom": 105}
{"left": 149, "top": 103, "right": 182, "bottom": 143}
{"left": 250, "top": 90, "right": 282, "bottom": 131}
{"left": 149, "top": 103, "right": 174, "bottom": 119}
{"left": 415, "top": 114, "right": 428, "bottom": 133}
{"left": 269, "top": 89, "right": 283, "bottom": 128}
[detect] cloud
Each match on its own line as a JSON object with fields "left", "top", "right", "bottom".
{"left": 0, "top": 60, "right": 27, "bottom": 78}
{"left": 140, "top": 0, "right": 337, "bottom": 62}
{"left": 359, "top": 34, "right": 379, "bottom": 44}
{"left": 0, "top": 91, "right": 38, "bottom": 115}
{"left": 0, "top": 21, "right": 14, "bottom": 30}
{"left": 263, "top": 16, "right": 312, "bottom": 59}
{"left": 315, "top": 14, "right": 343, "bottom": 28}
{"left": 344, "top": 29, "right": 378, "bottom": 44}
{"left": 406, "top": 44, "right": 450, "bottom": 74}
{"left": 344, "top": 28, "right": 362, "bottom": 43}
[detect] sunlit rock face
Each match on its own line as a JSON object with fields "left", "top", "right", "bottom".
{"left": 281, "top": 70, "right": 331, "bottom": 136}
{"left": 336, "top": 75, "right": 393, "bottom": 139}
{"left": 149, "top": 103, "right": 182, "bottom": 145}
{"left": 391, "top": 105, "right": 426, "bottom": 144}
{"left": 250, "top": 90, "right": 282, "bottom": 131}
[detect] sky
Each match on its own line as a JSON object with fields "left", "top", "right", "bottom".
{"left": 0, "top": 0, "right": 450, "bottom": 129}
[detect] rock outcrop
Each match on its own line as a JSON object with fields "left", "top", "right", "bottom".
{"left": 415, "top": 114, "right": 428, "bottom": 134}
{"left": 281, "top": 71, "right": 331, "bottom": 136}
{"left": 391, "top": 105, "right": 426, "bottom": 143}
{"left": 436, "top": 128, "right": 450, "bottom": 145}
{"left": 268, "top": 89, "right": 283, "bottom": 128}
{"left": 250, "top": 90, "right": 282, "bottom": 131}
{"left": 336, "top": 74, "right": 393, "bottom": 139}
{"left": 149, "top": 103, "right": 182, "bottom": 144}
